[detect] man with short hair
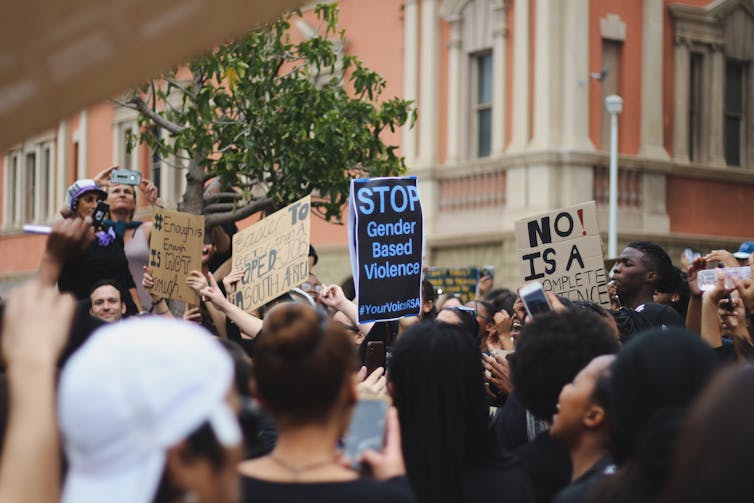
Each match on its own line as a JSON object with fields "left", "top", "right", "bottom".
{"left": 88, "top": 279, "right": 126, "bottom": 323}
{"left": 612, "top": 241, "right": 684, "bottom": 329}
{"left": 612, "top": 241, "right": 673, "bottom": 309}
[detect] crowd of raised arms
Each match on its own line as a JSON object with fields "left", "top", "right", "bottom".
{"left": 2, "top": 171, "right": 754, "bottom": 503}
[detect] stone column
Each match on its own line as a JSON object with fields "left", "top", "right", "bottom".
{"left": 75, "top": 109, "right": 88, "bottom": 179}
{"left": 491, "top": 0, "right": 508, "bottom": 156}
{"left": 638, "top": 0, "right": 669, "bottom": 159}
{"left": 707, "top": 45, "right": 726, "bottom": 166}
{"left": 672, "top": 37, "right": 690, "bottom": 163}
{"left": 529, "top": 0, "right": 562, "bottom": 150}
{"left": 402, "top": 0, "right": 419, "bottom": 165}
{"left": 445, "top": 14, "right": 463, "bottom": 163}
{"left": 55, "top": 121, "right": 69, "bottom": 220}
{"left": 508, "top": 0, "right": 529, "bottom": 153}
{"left": 561, "top": 0, "right": 593, "bottom": 151}
{"left": 418, "top": 0, "right": 440, "bottom": 166}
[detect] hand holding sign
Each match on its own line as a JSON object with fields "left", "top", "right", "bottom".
{"left": 147, "top": 209, "right": 205, "bottom": 304}
{"left": 348, "top": 177, "right": 424, "bottom": 323}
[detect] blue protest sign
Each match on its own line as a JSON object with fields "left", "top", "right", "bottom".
{"left": 348, "top": 177, "right": 424, "bottom": 323}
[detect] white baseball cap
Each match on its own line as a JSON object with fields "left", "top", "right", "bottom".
{"left": 58, "top": 317, "right": 241, "bottom": 503}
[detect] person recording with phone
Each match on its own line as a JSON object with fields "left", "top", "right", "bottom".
{"left": 56, "top": 178, "right": 142, "bottom": 315}
{"left": 238, "top": 302, "right": 414, "bottom": 502}
{"left": 93, "top": 166, "right": 161, "bottom": 311}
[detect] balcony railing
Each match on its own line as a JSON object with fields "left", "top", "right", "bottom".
{"left": 593, "top": 166, "right": 642, "bottom": 207}
{"left": 438, "top": 171, "right": 506, "bottom": 211}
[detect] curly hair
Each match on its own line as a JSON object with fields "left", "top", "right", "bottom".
{"left": 510, "top": 308, "right": 620, "bottom": 421}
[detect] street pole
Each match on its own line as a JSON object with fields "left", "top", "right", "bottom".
{"left": 605, "top": 95, "right": 623, "bottom": 258}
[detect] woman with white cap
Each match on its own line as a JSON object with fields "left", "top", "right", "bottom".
{"left": 58, "top": 317, "right": 243, "bottom": 503}
{"left": 56, "top": 178, "right": 142, "bottom": 313}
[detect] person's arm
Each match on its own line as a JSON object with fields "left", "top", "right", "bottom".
{"left": 732, "top": 261, "right": 754, "bottom": 314}
{"left": 726, "top": 295, "right": 753, "bottom": 359}
{"left": 129, "top": 288, "right": 143, "bottom": 313}
{"left": 700, "top": 270, "right": 731, "bottom": 349}
{"left": 686, "top": 257, "right": 707, "bottom": 333}
{"left": 320, "top": 284, "right": 375, "bottom": 334}
{"left": 200, "top": 272, "right": 262, "bottom": 338}
{"left": 0, "top": 281, "right": 75, "bottom": 503}
{"left": 185, "top": 270, "right": 227, "bottom": 337}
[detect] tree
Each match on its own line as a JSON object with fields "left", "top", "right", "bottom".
{"left": 116, "top": 3, "right": 414, "bottom": 227}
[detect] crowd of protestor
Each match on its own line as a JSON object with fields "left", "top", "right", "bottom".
{"left": 1, "top": 173, "right": 754, "bottom": 503}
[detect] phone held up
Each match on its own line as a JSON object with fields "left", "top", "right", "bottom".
{"left": 343, "top": 394, "right": 391, "bottom": 471}
{"left": 365, "top": 341, "right": 386, "bottom": 375}
{"left": 92, "top": 201, "right": 110, "bottom": 229}
{"left": 110, "top": 168, "right": 142, "bottom": 186}
{"left": 519, "top": 281, "right": 552, "bottom": 319}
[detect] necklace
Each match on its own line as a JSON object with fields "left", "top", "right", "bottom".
{"left": 268, "top": 453, "right": 338, "bottom": 479}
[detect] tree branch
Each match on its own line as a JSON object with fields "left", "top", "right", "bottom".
{"left": 126, "top": 96, "right": 184, "bottom": 134}
{"left": 204, "top": 198, "right": 274, "bottom": 228}
{"left": 203, "top": 192, "right": 242, "bottom": 204}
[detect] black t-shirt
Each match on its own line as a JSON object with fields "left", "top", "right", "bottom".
{"left": 552, "top": 455, "right": 615, "bottom": 503}
{"left": 242, "top": 475, "right": 416, "bottom": 503}
{"left": 460, "top": 463, "right": 535, "bottom": 503}
{"left": 58, "top": 233, "right": 138, "bottom": 313}
{"left": 513, "top": 431, "right": 572, "bottom": 503}
{"left": 491, "top": 391, "right": 529, "bottom": 450}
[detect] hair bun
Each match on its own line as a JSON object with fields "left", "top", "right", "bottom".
{"left": 260, "top": 303, "right": 322, "bottom": 359}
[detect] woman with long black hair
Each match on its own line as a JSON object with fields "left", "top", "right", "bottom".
{"left": 389, "top": 321, "right": 534, "bottom": 503}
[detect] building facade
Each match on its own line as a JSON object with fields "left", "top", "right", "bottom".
{"left": 2, "top": 0, "right": 753, "bottom": 290}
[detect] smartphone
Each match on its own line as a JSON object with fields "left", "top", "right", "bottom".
{"left": 519, "top": 281, "right": 552, "bottom": 319}
{"left": 110, "top": 168, "right": 142, "bottom": 186}
{"left": 481, "top": 265, "right": 495, "bottom": 280}
{"left": 92, "top": 201, "right": 110, "bottom": 229}
{"left": 365, "top": 341, "right": 386, "bottom": 375}
{"left": 343, "top": 394, "right": 390, "bottom": 470}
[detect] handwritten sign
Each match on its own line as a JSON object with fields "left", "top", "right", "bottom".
{"left": 231, "top": 196, "right": 311, "bottom": 312}
{"left": 148, "top": 208, "right": 205, "bottom": 304}
{"left": 514, "top": 201, "right": 610, "bottom": 307}
{"left": 424, "top": 267, "right": 480, "bottom": 304}
{"left": 349, "top": 177, "right": 424, "bottom": 323}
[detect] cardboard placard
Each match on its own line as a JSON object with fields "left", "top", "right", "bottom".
{"left": 148, "top": 208, "right": 205, "bottom": 304}
{"left": 231, "top": 196, "right": 311, "bottom": 312}
{"left": 424, "top": 267, "right": 480, "bottom": 304}
{"left": 348, "top": 177, "right": 424, "bottom": 323}
{"left": 514, "top": 201, "right": 610, "bottom": 307}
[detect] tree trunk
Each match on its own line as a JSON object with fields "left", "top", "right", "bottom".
{"left": 181, "top": 153, "right": 205, "bottom": 216}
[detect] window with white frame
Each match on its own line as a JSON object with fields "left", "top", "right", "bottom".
{"left": 473, "top": 52, "right": 493, "bottom": 158}
{"left": 688, "top": 52, "right": 704, "bottom": 162}
{"left": 724, "top": 59, "right": 747, "bottom": 166}
{"left": 670, "top": 2, "right": 753, "bottom": 167}
{"left": 3, "top": 133, "right": 57, "bottom": 229}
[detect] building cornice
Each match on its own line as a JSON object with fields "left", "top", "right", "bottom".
{"left": 409, "top": 150, "right": 754, "bottom": 185}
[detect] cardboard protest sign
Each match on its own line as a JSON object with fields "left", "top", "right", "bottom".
{"left": 514, "top": 201, "right": 610, "bottom": 307}
{"left": 231, "top": 196, "right": 311, "bottom": 312}
{"left": 425, "top": 267, "right": 480, "bottom": 303}
{"left": 349, "top": 177, "right": 424, "bottom": 323}
{"left": 148, "top": 208, "right": 205, "bottom": 304}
